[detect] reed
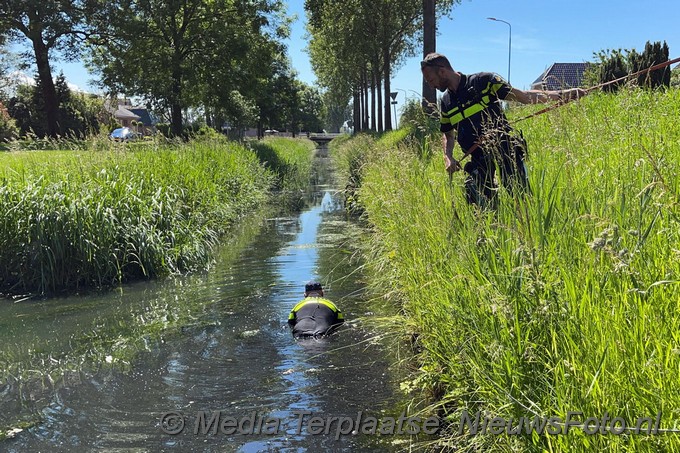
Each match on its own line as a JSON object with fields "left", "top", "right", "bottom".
{"left": 332, "top": 88, "right": 680, "bottom": 451}
{"left": 0, "top": 136, "right": 313, "bottom": 296}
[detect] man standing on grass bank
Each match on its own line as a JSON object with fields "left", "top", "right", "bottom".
{"left": 421, "top": 52, "right": 586, "bottom": 208}
{"left": 288, "top": 282, "right": 344, "bottom": 339}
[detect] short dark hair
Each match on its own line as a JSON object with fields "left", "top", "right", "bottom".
{"left": 420, "top": 53, "right": 452, "bottom": 70}
{"left": 305, "top": 281, "right": 323, "bottom": 292}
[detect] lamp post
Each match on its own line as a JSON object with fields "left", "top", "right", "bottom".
{"left": 394, "top": 88, "right": 409, "bottom": 104}
{"left": 390, "top": 91, "right": 398, "bottom": 129}
{"left": 487, "top": 17, "right": 511, "bottom": 84}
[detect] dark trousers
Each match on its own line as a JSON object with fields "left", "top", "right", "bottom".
{"left": 463, "top": 132, "right": 529, "bottom": 208}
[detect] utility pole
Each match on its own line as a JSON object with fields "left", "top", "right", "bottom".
{"left": 422, "top": 0, "right": 436, "bottom": 113}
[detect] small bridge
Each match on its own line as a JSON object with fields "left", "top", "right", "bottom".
{"left": 260, "top": 131, "right": 344, "bottom": 146}
{"left": 307, "top": 133, "right": 343, "bottom": 146}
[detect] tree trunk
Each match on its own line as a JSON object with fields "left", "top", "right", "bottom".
{"left": 170, "top": 52, "right": 183, "bottom": 136}
{"left": 422, "top": 0, "right": 437, "bottom": 113}
{"left": 374, "top": 54, "right": 383, "bottom": 132}
{"left": 383, "top": 46, "right": 392, "bottom": 131}
{"left": 362, "top": 71, "right": 369, "bottom": 131}
{"left": 171, "top": 102, "right": 182, "bottom": 137}
{"left": 32, "top": 38, "right": 60, "bottom": 137}
{"left": 358, "top": 85, "right": 364, "bottom": 132}
{"left": 353, "top": 89, "right": 360, "bottom": 133}
{"left": 370, "top": 71, "right": 376, "bottom": 132}
{"left": 377, "top": 73, "right": 383, "bottom": 132}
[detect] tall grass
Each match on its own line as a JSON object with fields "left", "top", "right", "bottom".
{"left": 332, "top": 88, "right": 680, "bottom": 451}
{"left": 0, "top": 137, "right": 313, "bottom": 296}
{"left": 249, "top": 136, "right": 316, "bottom": 191}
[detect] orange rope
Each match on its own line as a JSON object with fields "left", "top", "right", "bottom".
{"left": 514, "top": 56, "right": 680, "bottom": 123}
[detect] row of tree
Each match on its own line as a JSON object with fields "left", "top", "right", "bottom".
{"left": 304, "top": 0, "right": 459, "bottom": 134}
{"left": 0, "top": 0, "right": 328, "bottom": 139}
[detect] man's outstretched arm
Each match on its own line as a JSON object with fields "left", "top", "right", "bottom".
{"left": 506, "top": 87, "right": 586, "bottom": 104}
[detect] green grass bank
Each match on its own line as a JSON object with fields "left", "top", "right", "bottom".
{"left": 332, "top": 88, "right": 680, "bottom": 451}
{"left": 0, "top": 136, "right": 315, "bottom": 296}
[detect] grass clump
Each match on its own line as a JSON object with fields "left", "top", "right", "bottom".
{"left": 333, "top": 88, "right": 680, "bottom": 452}
{"left": 0, "top": 136, "right": 313, "bottom": 296}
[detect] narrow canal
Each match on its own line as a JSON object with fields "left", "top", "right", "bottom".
{"left": 1, "top": 146, "right": 411, "bottom": 452}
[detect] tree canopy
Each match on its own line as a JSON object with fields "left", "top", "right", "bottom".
{"left": 0, "top": 0, "right": 93, "bottom": 136}
{"left": 0, "top": 0, "right": 469, "bottom": 138}
{"left": 305, "top": 0, "right": 459, "bottom": 133}
{"left": 87, "top": 0, "right": 292, "bottom": 136}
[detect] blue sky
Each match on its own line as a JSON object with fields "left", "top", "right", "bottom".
{"left": 29, "top": 0, "right": 680, "bottom": 110}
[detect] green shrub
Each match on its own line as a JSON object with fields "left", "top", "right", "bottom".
{"left": 0, "top": 101, "right": 18, "bottom": 142}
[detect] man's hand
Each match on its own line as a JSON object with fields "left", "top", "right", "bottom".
{"left": 561, "top": 87, "right": 587, "bottom": 101}
{"left": 444, "top": 155, "right": 461, "bottom": 174}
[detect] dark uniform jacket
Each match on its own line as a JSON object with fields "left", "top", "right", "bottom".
{"left": 439, "top": 72, "right": 513, "bottom": 153}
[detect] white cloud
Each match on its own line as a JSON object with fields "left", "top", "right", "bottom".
{"left": 1, "top": 71, "right": 88, "bottom": 94}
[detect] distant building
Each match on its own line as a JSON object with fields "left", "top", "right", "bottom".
{"left": 104, "top": 98, "right": 157, "bottom": 135}
{"left": 531, "top": 63, "right": 591, "bottom": 91}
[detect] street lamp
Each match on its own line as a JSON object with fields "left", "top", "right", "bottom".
{"left": 487, "top": 17, "right": 511, "bottom": 84}
{"left": 393, "top": 88, "right": 410, "bottom": 104}
{"left": 390, "top": 91, "right": 398, "bottom": 129}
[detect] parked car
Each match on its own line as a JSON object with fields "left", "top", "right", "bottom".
{"left": 109, "top": 127, "right": 140, "bottom": 141}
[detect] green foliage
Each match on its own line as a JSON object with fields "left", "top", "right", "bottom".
{"left": 6, "top": 82, "right": 43, "bottom": 136}
{"left": 331, "top": 133, "right": 375, "bottom": 189}
{"left": 586, "top": 41, "right": 672, "bottom": 92}
{"left": 222, "top": 90, "right": 259, "bottom": 138}
{"left": 330, "top": 130, "right": 419, "bottom": 215}
{"left": 155, "top": 123, "right": 172, "bottom": 137}
{"left": 323, "top": 90, "right": 352, "bottom": 132}
{"left": 399, "top": 98, "right": 439, "bottom": 141}
{"left": 55, "top": 73, "right": 104, "bottom": 136}
{"left": 256, "top": 63, "right": 301, "bottom": 133}
{"left": 672, "top": 66, "right": 680, "bottom": 88}
{"left": 188, "top": 125, "right": 223, "bottom": 140}
{"left": 629, "top": 41, "right": 671, "bottom": 89}
{"left": 5, "top": 76, "right": 103, "bottom": 138}
{"left": 585, "top": 48, "right": 628, "bottom": 92}
{"left": 87, "top": 0, "right": 289, "bottom": 137}
{"left": 305, "top": 0, "right": 461, "bottom": 132}
{"left": 0, "top": 100, "right": 18, "bottom": 142}
{"left": 1, "top": 1, "right": 92, "bottom": 136}
{"left": 299, "top": 84, "right": 325, "bottom": 133}
{"left": 0, "top": 40, "right": 16, "bottom": 92}
{"left": 0, "top": 139, "right": 281, "bottom": 295}
{"left": 335, "top": 88, "right": 680, "bottom": 452}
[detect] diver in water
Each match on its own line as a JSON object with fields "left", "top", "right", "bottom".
{"left": 288, "top": 282, "right": 344, "bottom": 338}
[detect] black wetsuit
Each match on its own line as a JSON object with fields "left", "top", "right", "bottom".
{"left": 288, "top": 297, "right": 344, "bottom": 338}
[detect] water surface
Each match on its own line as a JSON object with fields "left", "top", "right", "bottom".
{"left": 1, "top": 150, "right": 411, "bottom": 452}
